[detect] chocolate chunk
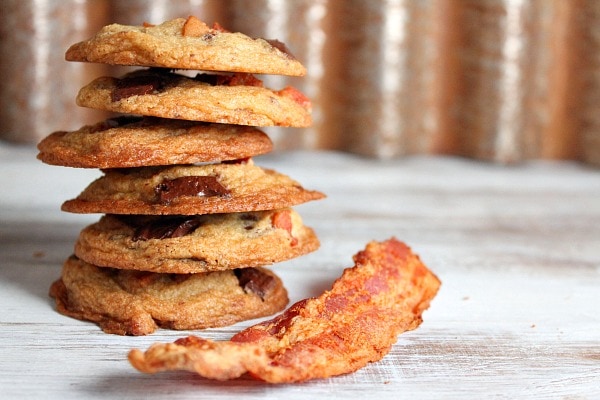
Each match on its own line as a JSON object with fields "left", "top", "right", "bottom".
{"left": 222, "top": 157, "right": 251, "bottom": 164}
{"left": 240, "top": 213, "right": 259, "bottom": 221}
{"left": 104, "top": 115, "right": 144, "bottom": 128}
{"left": 240, "top": 213, "right": 259, "bottom": 230}
{"left": 131, "top": 216, "right": 203, "bottom": 241}
{"left": 193, "top": 73, "right": 220, "bottom": 86}
{"left": 112, "top": 74, "right": 164, "bottom": 101}
{"left": 192, "top": 73, "right": 235, "bottom": 86}
{"left": 266, "top": 39, "right": 296, "bottom": 60}
{"left": 202, "top": 32, "right": 216, "bottom": 41}
{"left": 155, "top": 176, "right": 231, "bottom": 204}
{"left": 234, "top": 268, "right": 275, "bottom": 300}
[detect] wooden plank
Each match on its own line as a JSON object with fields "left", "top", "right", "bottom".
{"left": 0, "top": 146, "right": 599, "bottom": 399}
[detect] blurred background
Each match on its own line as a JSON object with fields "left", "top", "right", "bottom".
{"left": 1, "top": 0, "right": 599, "bottom": 165}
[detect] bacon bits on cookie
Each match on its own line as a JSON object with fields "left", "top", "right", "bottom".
{"left": 49, "top": 255, "right": 289, "bottom": 336}
{"left": 74, "top": 209, "right": 319, "bottom": 274}
{"left": 75, "top": 69, "right": 312, "bottom": 127}
{"left": 61, "top": 160, "right": 325, "bottom": 215}
{"left": 65, "top": 16, "right": 307, "bottom": 76}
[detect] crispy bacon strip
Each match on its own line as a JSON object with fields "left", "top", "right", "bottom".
{"left": 128, "top": 238, "right": 441, "bottom": 383}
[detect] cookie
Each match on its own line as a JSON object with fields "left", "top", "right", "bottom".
{"left": 65, "top": 16, "right": 306, "bottom": 77}
{"left": 61, "top": 160, "right": 325, "bottom": 215}
{"left": 49, "top": 255, "right": 289, "bottom": 335}
{"left": 37, "top": 116, "right": 273, "bottom": 168}
{"left": 76, "top": 69, "right": 311, "bottom": 127}
{"left": 74, "top": 209, "right": 319, "bottom": 274}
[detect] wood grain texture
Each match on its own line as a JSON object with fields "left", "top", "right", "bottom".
{"left": 0, "top": 145, "right": 599, "bottom": 399}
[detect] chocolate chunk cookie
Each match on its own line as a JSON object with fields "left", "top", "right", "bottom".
{"left": 65, "top": 16, "right": 307, "bottom": 76}
{"left": 74, "top": 209, "right": 319, "bottom": 273}
{"left": 76, "top": 69, "right": 311, "bottom": 127}
{"left": 37, "top": 116, "right": 273, "bottom": 168}
{"left": 61, "top": 160, "right": 325, "bottom": 215}
{"left": 49, "top": 255, "right": 289, "bottom": 335}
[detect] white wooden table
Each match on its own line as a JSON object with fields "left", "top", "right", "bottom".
{"left": 1, "top": 143, "right": 599, "bottom": 399}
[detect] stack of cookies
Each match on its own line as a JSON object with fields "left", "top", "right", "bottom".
{"left": 37, "top": 17, "right": 325, "bottom": 335}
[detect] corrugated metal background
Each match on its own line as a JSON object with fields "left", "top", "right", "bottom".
{"left": 2, "top": 0, "right": 599, "bottom": 165}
